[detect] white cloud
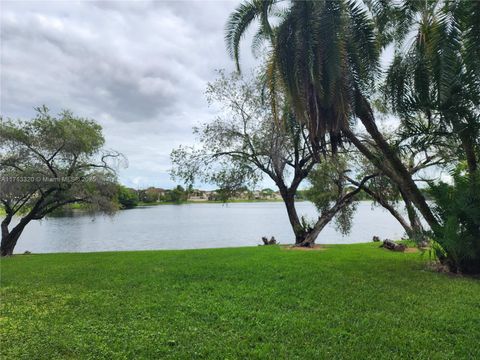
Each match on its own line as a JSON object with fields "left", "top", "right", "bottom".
{"left": 1, "top": 0, "right": 259, "bottom": 188}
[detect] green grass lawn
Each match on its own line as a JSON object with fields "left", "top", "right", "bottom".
{"left": 1, "top": 243, "right": 479, "bottom": 359}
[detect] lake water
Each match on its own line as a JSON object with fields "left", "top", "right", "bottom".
{"left": 10, "top": 201, "right": 408, "bottom": 254}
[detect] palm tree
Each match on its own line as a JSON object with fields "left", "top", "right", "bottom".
{"left": 382, "top": 0, "right": 480, "bottom": 175}
{"left": 225, "top": 0, "right": 439, "bottom": 229}
{"left": 374, "top": 0, "right": 480, "bottom": 273}
{"left": 227, "top": 0, "right": 379, "bottom": 152}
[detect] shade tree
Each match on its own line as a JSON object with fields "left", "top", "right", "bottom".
{"left": 171, "top": 71, "right": 371, "bottom": 245}
{"left": 0, "top": 107, "right": 122, "bottom": 256}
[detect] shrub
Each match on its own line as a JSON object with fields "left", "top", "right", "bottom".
{"left": 117, "top": 186, "right": 139, "bottom": 209}
{"left": 429, "top": 168, "right": 480, "bottom": 274}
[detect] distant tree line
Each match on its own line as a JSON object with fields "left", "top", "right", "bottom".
{"left": 116, "top": 185, "right": 190, "bottom": 209}
{"left": 116, "top": 184, "right": 296, "bottom": 209}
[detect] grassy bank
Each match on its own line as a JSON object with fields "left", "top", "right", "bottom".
{"left": 1, "top": 243, "right": 479, "bottom": 359}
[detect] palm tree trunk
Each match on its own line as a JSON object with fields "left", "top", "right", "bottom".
{"left": 458, "top": 129, "right": 478, "bottom": 175}
{"left": 399, "top": 189, "right": 425, "bottom": 241}
{"left": 350, "top": 92, "right": 439, "bottom": 230}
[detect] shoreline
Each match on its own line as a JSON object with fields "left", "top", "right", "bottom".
{"left": 0, "top": 199, "right": 299, "bottom": 218}
{"left": 136, "top": 198, "right": 299, "bottom": 206}
{"left": 10, "top": 242, "right": 369, "bottom": 256}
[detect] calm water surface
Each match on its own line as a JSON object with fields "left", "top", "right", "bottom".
{"left": 12, "top": 201, "right": 407, "bottom": 254}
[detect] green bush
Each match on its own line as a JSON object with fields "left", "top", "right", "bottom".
{"left": 429, "top": 168, "right": 480, "bottom": 274}
{"left": 163, "top": 185, "right": 188, "bottom": 203}
{"left": 117, "top": 186, "right": 139, "bottom": 209}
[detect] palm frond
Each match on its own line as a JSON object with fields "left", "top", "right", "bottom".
{"left": 225, "top": 0, "right": 260, "bottom": 72}
{"left": 225, "top": 0, "right": 277, "bottom": 72}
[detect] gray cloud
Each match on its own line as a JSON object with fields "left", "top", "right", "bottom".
{"left": 1, "top": 0, "right": 259, "bottom": 188}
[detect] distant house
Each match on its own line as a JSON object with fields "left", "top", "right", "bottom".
{"left": 188, "top": 190, "right": 209, "bottom": 201}
{"left": 251, "top": 191, "right": 261, "bottom": 199}
{"left": 185, "top": 188, "right": 282, "bottom": 201}
{"left": 138, "top": 187, "right": 165, "bottom": 203}
{"left": 236, "top": 190, "right": 253, "bottom": 200}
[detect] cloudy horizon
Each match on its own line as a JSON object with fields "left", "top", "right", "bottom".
{"left": 1, "top": 0, "right": 260, "bottom": 189}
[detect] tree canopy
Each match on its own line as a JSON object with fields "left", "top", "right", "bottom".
{"left": 0, "top": 107, "right": 122, "bottom": 256}
{"left": 226, "top": 0, "right": 480, "bottom": 273}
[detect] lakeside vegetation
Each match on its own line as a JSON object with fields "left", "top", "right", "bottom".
{"left": 137, "top": 198, "right": 287, "bottom": 206}
{"left": 0, "top": 0, "right": 478, "bottom": 358}
{"left": 118, "top": 185, "right": 291, "bottom": 209}
{"left": 220, "top": 0, "right": 480, "bottom": 272}
{"left": 1, "top": 243, "right": 479, "bottom": 359}
{"left": 2, "top": 1, "right": 478, "bottom": 271}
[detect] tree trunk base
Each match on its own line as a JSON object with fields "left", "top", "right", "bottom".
{"left": 294, "top": 238, "right": 316, "bottom": 248}
{"left": 1, "top": 234, "right": 21, "bottom": 257}
{"left": 0, "top": 247, "right": 15, "bottom": 257}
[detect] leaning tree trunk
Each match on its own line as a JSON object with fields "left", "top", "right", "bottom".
{"left": 1, "top": 215, "right": 29, "bottom": 256}
{"left": 346, "top": 176, "right": 416, "bottom": 238}
{"left": 296, "top": 189, "right": 360, "bottom": 247}
{"left": 399, "top": 189, "right": 426, "bottom": 243}
{"left": 350, "top": 92, "right": 440, "bottom": 230}
{"left": 297, "top": 209, "right": 337, "bottom": 247}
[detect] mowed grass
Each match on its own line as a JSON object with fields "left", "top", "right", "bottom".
{"left": 1, "top": 243, "right": 479, "bottom": 359}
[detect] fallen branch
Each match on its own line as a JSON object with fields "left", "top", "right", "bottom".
{"left": 380, "top": 239, "right": 406, "bottom": 252}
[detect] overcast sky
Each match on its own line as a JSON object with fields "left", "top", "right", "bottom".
{"left": 1, "top": 0, "right": 261, "bottom": 189}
